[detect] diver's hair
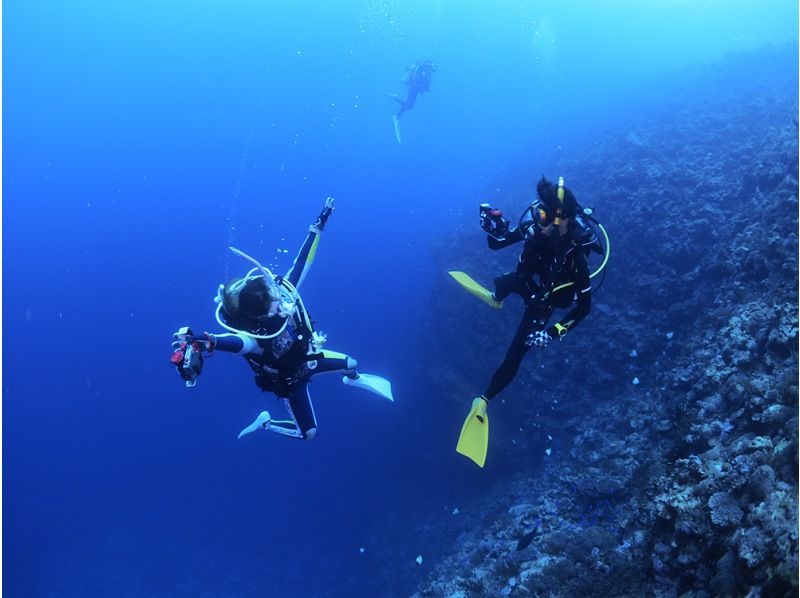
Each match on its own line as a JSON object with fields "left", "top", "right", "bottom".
{"left": 536, "top": 175, "right": 577, "bottom": 218}
{"left": 223, "top": 276, "right": 271, "bottom": 319}
{"left": 221, "top": 279, "right": 242, "bottom": 317}
{"left": 536, "top": 175, "right": 552, "bottom": 199}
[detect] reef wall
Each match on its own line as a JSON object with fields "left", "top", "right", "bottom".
{"left": 417, "top": 45, "right": 798, "bottom": 597}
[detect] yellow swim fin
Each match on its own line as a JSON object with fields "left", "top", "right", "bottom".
{"left": 456, "top": 397, "right": 489, "bottom": 468}
{"left": 448, "top": 271, "right": 502, "bottom": 309}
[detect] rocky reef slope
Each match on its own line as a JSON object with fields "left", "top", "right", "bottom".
{"left": 417, "top": 45, "right": 798, "bottom": 597}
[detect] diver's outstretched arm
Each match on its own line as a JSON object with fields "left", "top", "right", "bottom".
{"left": 171, "top": 327, "right": 261, "bottom": 387}
{"left": 487, "top": 226, "right": 524, "bottom": 250}
{"left": 173, "top": 328, "right": 260, "bottom": 355}
{"left": 285, "top": 197, "right": 335, "bottom": 289}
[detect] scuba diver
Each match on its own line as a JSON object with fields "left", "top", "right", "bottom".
{"left": 379, "top": 59, "right": 436, "bottom": 143}
{"left": 449, "top": 177, "right": 610, "bottom": 467}
{"left": 170, "top": 197, "right": 394, "bottom": 441}
{"left": 394, "top": 59, "right": 435, "bottom": 118}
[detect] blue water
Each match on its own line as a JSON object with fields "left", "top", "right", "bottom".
{"left": 5, "top": 1, "right": 797, "bottom": 596}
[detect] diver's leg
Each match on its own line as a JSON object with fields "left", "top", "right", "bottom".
{"left": 308, "top": 349, "right": 358, "bottom": 379}
{"left": 484, "top": 305, "right": 553, "bottom": 400}
{"left": 238, "top": 377, "right": 314, "bottom": 440}
{"left": 237, "top": 400, "right": 308, "bottom": 440}
{"left": 396, "top": 89, "right": 418, "bottom": 118}
{"left": 493, "top": 272, "right": 519, "bottom": 302}
{"left": 272, "top": 382, "right": 318, "bottom": 440}
{"left": 308, "top": 350, "right": 358, "bottom": 378}
{"left": 493, "top": 272, "right": 532, "bottom": 302}
{"left": 311, "top": 350, "right": 394, "bottom": 401}
{"left": 405, "top": 88, "right": 418, "bottom": 110}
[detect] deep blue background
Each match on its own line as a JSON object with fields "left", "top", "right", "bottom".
{"left": 5, "top": 1, "right": 797, "bottom": 595}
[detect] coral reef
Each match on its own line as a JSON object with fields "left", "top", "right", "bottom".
{"left": 415, "top": 45, "right": 797, "bottom": 597}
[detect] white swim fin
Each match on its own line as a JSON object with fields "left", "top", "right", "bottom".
{"left": 393, "top": 115, "right": 402, "bottom": 144}
{"left": 237, "top": 411, "right": 271, "bottom": 439}
{"left": 343, "top": 374, "right": 394, "bottom": 402}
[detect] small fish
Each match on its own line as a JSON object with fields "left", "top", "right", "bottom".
{"left": 516, "top": 529, "right": 536, "bottom": 551}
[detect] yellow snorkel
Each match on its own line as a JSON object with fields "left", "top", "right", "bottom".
{"left": 553, "top": 176, "right": 566, "bottom": 226}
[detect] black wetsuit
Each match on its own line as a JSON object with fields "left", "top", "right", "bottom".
{"left": 396, "top": 62, "right": 433, "bottom": 117}
{"left": 211, "top": 221, "right": 358, "bottom": 439}
{"left": 483, "top": 219, "right": 597, "bottom": 400}
{"left": 219, "top": 318, "right": 355, "bottom": 439}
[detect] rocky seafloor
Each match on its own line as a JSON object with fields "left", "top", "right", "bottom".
{"left": 414, "top": 45, "right": 798, "bottom": 597}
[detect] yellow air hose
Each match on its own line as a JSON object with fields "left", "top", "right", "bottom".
{"left": 550, "top": 222, "right": 610, "bottom": 294}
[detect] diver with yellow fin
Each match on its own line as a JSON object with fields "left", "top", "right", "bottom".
{"left": 455, "top": 176, "right": 610, "bottom": 467}
{"left": 170, "top": 198, "right": 394, "bottom": 442}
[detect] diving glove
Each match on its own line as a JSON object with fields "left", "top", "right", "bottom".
{"left": 313, "top": 197, "right": 335, "bottom": 231}
{"left": 526, "top": 329, "right": 552, "bottom": 349}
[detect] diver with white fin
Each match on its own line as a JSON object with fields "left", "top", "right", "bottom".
{"left": 378, "top": 59, "right": 436, "bottom": 143}
{"left": 170, "top": 197, "right": 394, "bottom": 441}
